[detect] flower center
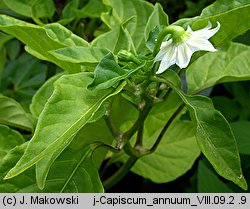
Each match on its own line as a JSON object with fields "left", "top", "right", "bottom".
{"left": 172, "top": 31, "right": 190, "bottom": 45}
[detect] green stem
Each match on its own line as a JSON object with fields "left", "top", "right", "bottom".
{"left": 135, "top": 122, "right": 144, "bottom": 147}
{"left": 123, "top": 104, "right": 152, "bottom": 140}
{"left": 150, "top": 103, "right": 185, "bottom": 152}
{"left": 152, "top": 25, "right": 185, "bottom": 57}
{"left": 103, "top": 156, "right": 138, "bottom": 190}
{"left": 104, "top": 115, "right": 122, "bottom": 139}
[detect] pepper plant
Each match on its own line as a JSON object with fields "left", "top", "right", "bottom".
{"left": 0, "top": 0, "right": 250, "bottom": 192}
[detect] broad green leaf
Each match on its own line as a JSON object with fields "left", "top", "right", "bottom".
{"left": 172, "top": 17, "right": 199, "bottom": 29}
{"left": 5, "top": 39, "right": 20, "bottom": 61}
{"left": 231, "top": 121, "right": 250, "bottom": 155}
{"left": 110, "top": 95, "right": 139, "bottom": 132}
{"left": 35, "top": 135, "right": 73, "bottom": 190}
{"left": 0, "top": 125, "right": 25, "bottom": 161}
{"left": 89, "top": 53, "right": 145, "bottom": 90}
{"left": 61, "top": 0, "right": 79, "bottom": 20}
{"left": 102, "top": 0, "right": 154, "bottom": 53}
{"left": 40, "top": 144, "right": 104, "bottom": 193}
{"left": 35, "top": 84, "right": 123, "bottom": 189}
{"left": 0, "top": 53, "right": 47, "bottom": 109}
{"left": 30, "top": 73, "right": 63, "bottom": 118}
{"left": 0, "top": 143, "right": 31, "bottom": 193}
{"left": 76, "top": 0, "right": 107, "bottom": 18}
{"left": 0, "top": 15, "right": 88, "bottom": 73}
{"left": 5, "top": 73, "right": 125, "bottom": 180}
{"left": 92, "top": 25, "right": 132, "bottom": 54}
{"left": 186, "top": 42, "right": 250, "bottom": 94}
{"left": 69, "top": 119, "right": 114, "bottom": 166}
{"left": 145, "top": 3, "right": 169, "bottom": 41}
{"left": 60, "top": 0, "right": 107, "bottom": 24}
{"left": 0, "top": 31, "right": 12, "bottom": 48}
{"left": 132, "top": 121, "right": 200, "bottom": 183}
{"left": 0, "top": 143, "right": 103, "bottom": 192}
{"left": 165, "top": 78, "right": 247, "bottom": 190}
{"left": 3, "top": 0, "right": 55, "bottom": 18}
{"left": 0, "top": 47, "right": 5, "bottom": 74}
{"left": 192, "top": 3, "right": 250, "bottom": 47}
{"left": 146, "top": 26, "right": 162, "bottom": 52}
{"left": 159, "top": 69, "right": 183, "bottom": 90}
{"left": 0, "top": 1, "right": 7, "bottom": 9}
{"left": 187, "top": 96, "right": 247, "bottom": 189}
{"left": 49, "top": 47, "right": 109, "bottom": 65}
{"left": 0, "top": 95, "right": 34, "bottom": 131}
{"left": 198, "top": 160, "right": 233, "bottom": 193}
{"left": 0, "top": 31, "right": 12, "bottom": 73}
{"left": 200, "top": 0, "right": 250, "bottom": 17}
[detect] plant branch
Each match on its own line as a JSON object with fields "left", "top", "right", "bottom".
{"left": 149, "top": 103, "right": 185, "bottom": 152}
{"left": 104, "top": 115, "right": 123, "bottom": 139}
{"left": 135, "top": 123, "right": 144, "bottom": 147}
{"left": 123, "top": 103, "right": 152, "bottom": 140}
{"left": 103, "top": 155, "right": 138, "bottom": 190}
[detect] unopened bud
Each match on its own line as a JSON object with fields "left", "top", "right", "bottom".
{"left": 118, "top": 50, "right": 141, "bottom": 65}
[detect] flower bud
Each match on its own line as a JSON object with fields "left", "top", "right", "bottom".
{"left": 117, "top": 50, "right": 141, "bottom": 65}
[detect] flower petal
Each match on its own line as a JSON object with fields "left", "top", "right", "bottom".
{"left": 155, "top": 39, "right": 172, "bottom": 62}
{"left": 156, "top": 45, "right": 177, "bottom": 74}
{"left": 190, "top": 21, "right": 220, "bottom": 39}
{"left": 186, "top": 25, "right": 193, "bottom": 33}
{"left": 186, "top": 37, "right": 217, "bottom": 52}
{"left": 176, "top": 43, "right": 193, "bottom": 68}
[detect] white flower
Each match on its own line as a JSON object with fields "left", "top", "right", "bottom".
{"left": 155, "top": 21, "right": 220, "bottom": 74}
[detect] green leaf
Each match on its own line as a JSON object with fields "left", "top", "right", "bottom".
{"left": 0, "top": 53, "right": 47, "bottom": 106}
{"left": 189, "top": 96, "right": 246, "bottom": 189}
{"left": 62, "top": 0, "right": 107, "bottom": 21}
{"left": 0, "top": 15, "right": 88, "bottom": 73}
{"left": 89, "top": 53, "right": 145, "bottom": 90}
{"left": 92, "top": 25, "right": 132, "bottom": 54}
{"left": 0, "top": 95, "right": 34, "bottom": 131}
{"left": 145, "top": 3, "right": 168, "bottom": 41}
{"left": 102, "top": 0, "right": 154, "bottom": 54}
{"left": 0, "top": 143, "right": 30, "bottom": 193}
{"left": 110, "top": 95, "right": 139, "bottom": 132}
{"left": 5, "top": 39, "right": 20, "bottom": 60}
{"left": 69, "top": 119, "right": 114, "bottom": 167}
{"left": 198, "top": 160, "right": 233, "bottom": 193}
{"left": 49, "top": 47, "right": 109, "bottom": 65}
{"left": 31, "top": 0, "right": 55, "bottom": 19}
{"left": 30, "top": 73, "right": 63, "bottom": 118}
{"left": 0, "top": 31, "right": 12, "bottom": 74}
{"left": 231, "top": 121, "right": 250, "bottom": 155}
{"left": 146, "top": 25, "right": 164, "bottom": 52}
{"left": 192, "top": 2, "right": 250, "bottom": 47}
{"left": 186, "top": 42, "right": 250, "bottom": 94}
{"left": 200, "top": 0, "right": 250, "bottom": 17}
{"left": 41, "top": 144, "right": 104, "bottom": 193}
{"left": 0, "top": 47, "right": 6, "bottom": 74}
{"left": 5, "top": 73, "right": 125, "bottom": 180}
{"left": 35, "top": 135, "right": 73, "bottom": 190}
{"left": 0, "top": 125, "right": 25, "bottom": 161}
{"left": 159, "top": 69, "right": 183, "bottom": 90}
{"left": 61, "top": 0, "right": 79, "bottom": 20}
{"left": 0, "top": 143, "right": 103, "bottom": 192}
{"left": 0, "top": 31, "right": 12, "bottom": 48}
{"left": 132, "top": 121, "right": 200, "bottom": 183}
{"left": 76, "top": 0, "right": 107, "bottom": 18}
{"left": 166, "top": 79, "right": 247, "bottom": 190}
{"left": 3, "top": 0, "right": 55, "bottom": 18}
